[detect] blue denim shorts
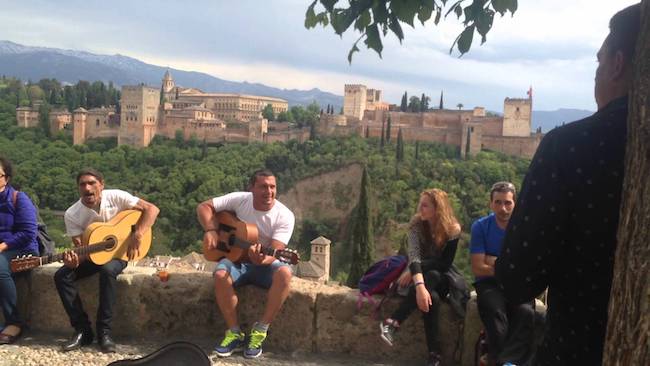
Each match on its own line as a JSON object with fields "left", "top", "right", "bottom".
{"left": 214, "top": 258, "right": 290, "bottom": 289}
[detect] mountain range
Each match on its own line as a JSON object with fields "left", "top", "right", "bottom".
{"left": 0, "top": 40, "right": 343, "bottom": 109}
{"left": 0, "top": 40, "right": 592, "bottom": 131}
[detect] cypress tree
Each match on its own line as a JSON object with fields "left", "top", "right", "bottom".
{"left": 347, "top": 166, "right": 374, "bottom": 287}
{"left": 396, "top": 128, "right": 404, "bottom": 162}
{"left": 400, "top": 92, "right": 408, "bottom": 112}
{"left": 439, "top": 90, "right": 444, "bottom": 110}
{"left": 415, "top": 140, "right": 420, "bottom": 160}
{"left": 386, "top": 115, "right": 392, "bottom": 143}
{"left": 380, "top": 119, "right": 385, "bottom": 150}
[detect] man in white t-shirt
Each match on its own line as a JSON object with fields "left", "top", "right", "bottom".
{"left": 54, "top": 169, "right": 159, "bottom": 353}
{"left": 197, "top": 169, "right": 295, "bottom": 359}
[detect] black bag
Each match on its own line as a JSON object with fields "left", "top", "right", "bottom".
{"left": 12, "top": 190, "right": 55, "bottom": 256}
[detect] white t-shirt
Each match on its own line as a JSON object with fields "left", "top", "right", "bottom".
{"left": 64, "top": 189, "right": 140, "bottom": 237}
{"left": 211, "top": 192, "right": 295, "bottom": 247}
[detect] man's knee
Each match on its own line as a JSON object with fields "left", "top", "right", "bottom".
{"left": 273, "top": 266, "right": 292, "bottom": 287}
{"left": 54, "top": 266, "right": 72, "bottom": 285}
{"left": 99, "top": 261, "right": 125, "bottom": 278}
{"left": 214, "top": 269, "right": 233, "bottom": 289}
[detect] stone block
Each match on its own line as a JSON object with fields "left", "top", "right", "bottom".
{"left": 314, "top": 284, "right": 465, "bottom": 364}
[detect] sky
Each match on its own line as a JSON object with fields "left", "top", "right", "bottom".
{"left": 0, "top": 0, "right": 640, "bottom": 111}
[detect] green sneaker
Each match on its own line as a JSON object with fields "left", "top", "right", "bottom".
{"left": 244, "top": 328, "right": 267, "bottom": 359}
{"left": 214, "top": 329, "right": 245, "bottom": 357}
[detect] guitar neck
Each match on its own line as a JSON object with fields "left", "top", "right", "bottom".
{"left": 229, "top": 237, "right": 278, "bottom": 258}
{"left": 40, "top": 239, "right": 116, "bottom": 265}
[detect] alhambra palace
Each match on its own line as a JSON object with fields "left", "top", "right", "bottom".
{"left": 16, "top": 71, "right": 543, "bottom": 159}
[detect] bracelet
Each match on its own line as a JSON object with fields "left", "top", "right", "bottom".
{"left": 414, "top": 281, "right": 425, "bottom": 287}
{"left": 204, "top": 228, "right": 217, "bottom": 233}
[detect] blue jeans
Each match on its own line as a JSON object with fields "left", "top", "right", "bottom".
{"left": 214, "top": 258, "right": 290, "bottom": 289}
{"left": 0, "top": 248, "right": 36, "bottom": 328}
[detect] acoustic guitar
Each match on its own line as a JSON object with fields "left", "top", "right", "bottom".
{"left": 10, "top": 209, "right": 152, "bottom": 273}
{"left": 202, "top": 211, "right": 299, "bottom": 265}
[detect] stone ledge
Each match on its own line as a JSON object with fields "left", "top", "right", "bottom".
{"left": 4, "top": 265, "right": 545, "bottom": 365}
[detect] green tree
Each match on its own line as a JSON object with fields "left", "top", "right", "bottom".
{"left": 380, "top": 118, "right": 385, "bottom": 150}
{"left": 396, "top": 128, "right": 404, "bottom": 162}
{"left": 420, "top": 93, "right": 430, "bottom": 112}
{"left": 386, "top": 115, "right": 392, "bottom": 143}
{"left": 457, "top": 103, "right": 464, "bottom": 110}
{"left": 262, "top": 103, "right": 275, "bottom": 121}
{"left": 347, "top": 166, "right": 374, "bottom": 287}
{"left": 305, "top": 0, "right": 518, "bottom": 62}
{"left": 408, "top": 95, "right": 421, "bottom": 112}
{"left": 400, "top": 91, "right": 408, "bottom": 112}
{"left": 276, "top": 110, "right": 294, "bottom": 122}
{"left": 38, "top": 102, "right": 51, "bottom": 138}
{"left": 439, "top": 90, "right": 444, "bottom": 109}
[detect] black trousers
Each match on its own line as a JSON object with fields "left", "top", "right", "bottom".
{"left": 391, "top": 268, "right": 449, "bottom": 353}
{"left": 475, "top": 278, "right": 535, "bottom": 365}
{"left": 54, "top": 259, "right": 127, "bottom": 336}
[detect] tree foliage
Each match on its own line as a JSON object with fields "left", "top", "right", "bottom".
{"left": 305, "top": 0, "right": 518, "bottom": 62}
{"left": 347, "top": 166, "right": 374, "bottom": 287}
{"left": 262, "top": 104, "right": 275, "bottom": 121}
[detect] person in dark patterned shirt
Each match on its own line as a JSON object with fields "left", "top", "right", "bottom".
{"left": 495, "top": 4, "right": 641, "bottom": 366}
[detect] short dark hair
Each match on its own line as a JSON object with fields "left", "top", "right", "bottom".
{"left": 607, "top": 3, "right": 641, "bottom": 63}
{"left": 0, "top": 156, "right": 13, "bottom": 181}
{"left": 490, "top": 181, "right": 516, "bottom": 201}
{"left": 76, "top": 168, "right": 104, "bottom": 184}
{"left": 247, "top": 169, "right": 275, "bottom": 189}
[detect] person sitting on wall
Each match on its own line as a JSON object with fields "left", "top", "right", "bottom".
{"left": 196, "top": 169, "right": 295, "bottom": 359}
{"left": 379, "top": 188, "right": 462, "bottom": 366}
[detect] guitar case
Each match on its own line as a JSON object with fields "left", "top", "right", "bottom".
{"left": 107, "top": 341, "right": 211, "bottom": 366}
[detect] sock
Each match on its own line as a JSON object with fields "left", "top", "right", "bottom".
{"left": 229, "top": 325, "right": 242, "bottom": 334}
{"left": 253, "top": 321, "right": 269, "bottom": 333}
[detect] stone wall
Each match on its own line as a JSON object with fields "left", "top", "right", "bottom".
{"left": 6, "top": 265, "right": 546, "bottom": 365}
{"left": 482, "top": 134, "right": 543, "bottom": 159}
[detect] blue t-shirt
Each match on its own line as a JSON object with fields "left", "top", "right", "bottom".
{"left": 470, "top": 213, "right": 505, "bottom": 281}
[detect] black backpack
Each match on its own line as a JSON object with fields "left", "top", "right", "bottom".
{"left": 12, "top": 190, "right": 55, "bottom": 256}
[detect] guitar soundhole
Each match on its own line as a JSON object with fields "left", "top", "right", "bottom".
{"left": 105, "top": 236, "right": 117, "bottom": 250}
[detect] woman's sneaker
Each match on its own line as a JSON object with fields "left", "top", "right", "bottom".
{"left": 214, "top": 329, "right": 245, "bottom": 357}
{"left": 379, "top": 319, "right": 398, "bottom": 346}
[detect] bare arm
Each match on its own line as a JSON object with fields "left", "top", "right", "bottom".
{"left": 127, "top": 198, "right": 160, "bottom": 260}
{"left": 132, "top": 198, "right": 160, "bottom": 239}
{"left": 197, "top": 199, "right": 219, "bottom": 250}
{"left": 471, "top": 253, "right": 495, "bottom": 277}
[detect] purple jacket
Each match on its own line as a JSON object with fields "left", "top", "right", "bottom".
{"left": 0, "top": 185, "right": 38, "bottom": 254}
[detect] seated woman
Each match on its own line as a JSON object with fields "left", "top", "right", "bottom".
{"left": 0, "top": 156, "right": 38, "bottom": 344}
{"left": 379, "top": 188, "right": 461, "bottom": 366}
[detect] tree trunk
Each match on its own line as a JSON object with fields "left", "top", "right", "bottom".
{"left": 603, "top": 2, "right": 650, "bottom": 365}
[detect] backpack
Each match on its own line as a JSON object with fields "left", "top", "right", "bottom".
{"left": 356, "top": 255, "right": 408, "bottom": 318}
{"left": 12, "top": 190, "right": 55, "bottom": 257}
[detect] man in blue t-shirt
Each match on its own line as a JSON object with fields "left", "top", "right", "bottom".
{"left": 470, "top": 182, "right": 534, "bottom": 366}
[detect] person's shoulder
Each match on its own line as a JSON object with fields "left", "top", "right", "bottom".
{"left": 272, "top": 199, "right": 294, "bottom": 219}
{"left": 64, "top": 200, "right": 84, "bottom": 219}
{"left": 103, "top": 189, "right": 132, "bottom": 197}
{"left": 472, "top": 214, "right": 494, "bottom": 228}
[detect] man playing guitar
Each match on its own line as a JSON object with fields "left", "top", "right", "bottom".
{"left": 55, "top": 168, "right": 159, "bottom": 353}
{"left": 196, "top": 169, "right": 295, "bottom": 359}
